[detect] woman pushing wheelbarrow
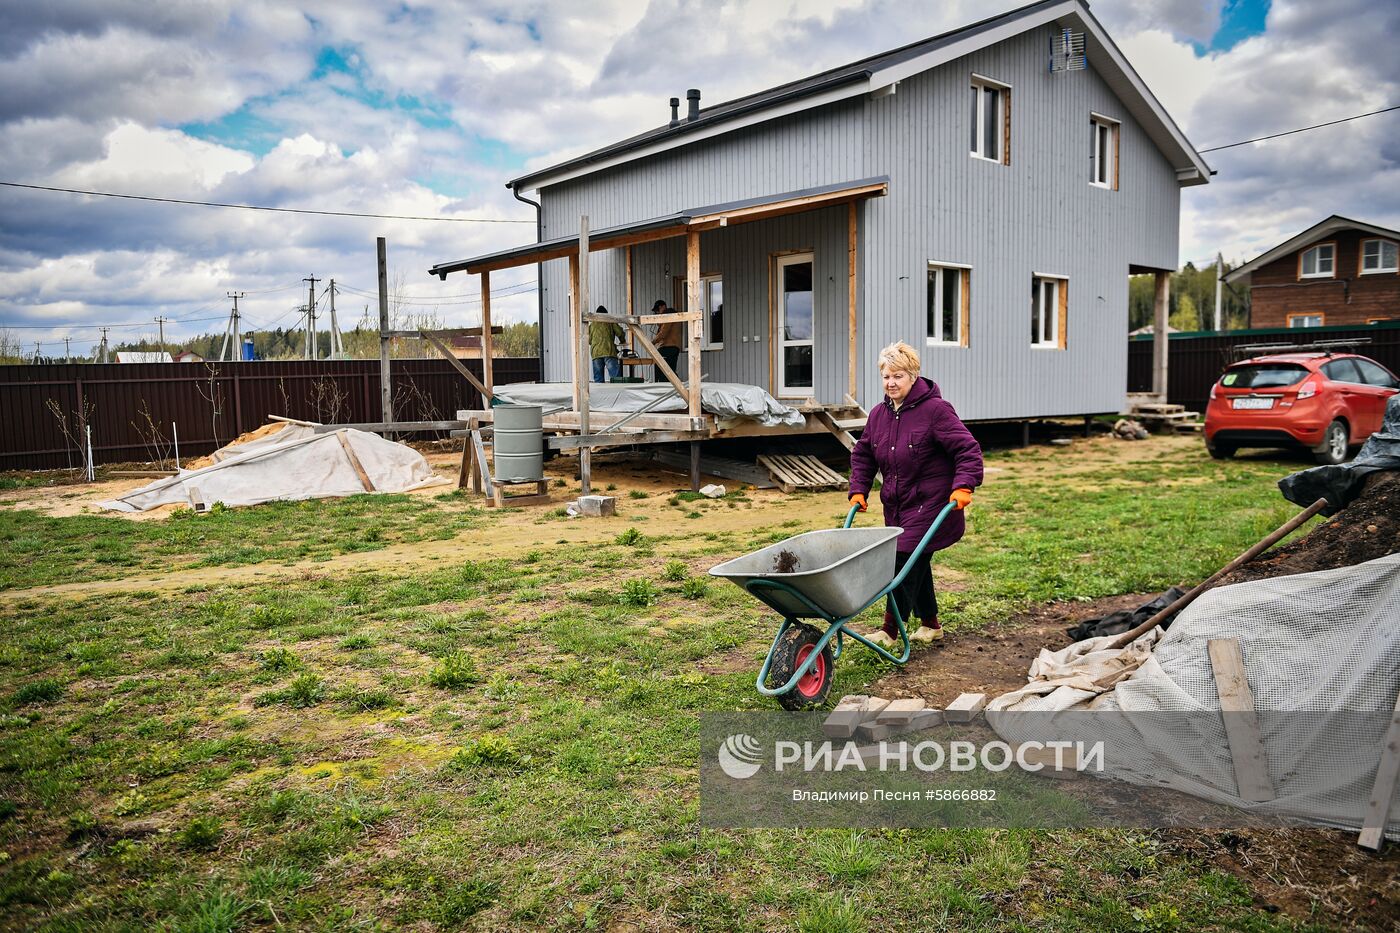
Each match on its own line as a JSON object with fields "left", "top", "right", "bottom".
{"left": 709, "top": 341, "right": 983, "bottom": 709}
{"left": 851, "top": 341, "right": 984, "bottom": 649}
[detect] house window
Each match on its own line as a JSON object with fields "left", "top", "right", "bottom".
{"left": 1287, "top": 313, "right": 1324, "bottom": 328}
{"left": 1299, "top": 243, "right": 1335, "bottom": 278}
{"left": 1361, "top": 238, "right": 1398, "bottom": 274}
{"left": 701, "top": 274, "right": 723, "bottom": 350}
{"left": 1090, "top": 114, "right": 1118, "bottom": 189}
{"left": 926, "top": 263, "right": 970, "bottom": 347}
{"left": 1031, "top": 275, "right": 1067, "bottom": 349}
{"left": 969, "top": 76, "right": 1009, "bottom": 164}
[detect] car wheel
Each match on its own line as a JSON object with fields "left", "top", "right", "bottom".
{"left": 1313, "top": 419, "right": 1349, "bottom": 465}
{"left": 1207, "top": 440, "right": 1235, "bottom": 460}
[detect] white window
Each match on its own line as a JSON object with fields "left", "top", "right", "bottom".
{"left": 1361, "top": 238, "right": 1398, "bottom": 274}
{"left": 1031, "top": 275, "right": 1065, "bottom": 348}
{"left": 1090, "top": 115, "right": 1118, "bottom": 188}
{"left": 1300, "top": 243, "right": 1335, "bottom": 278}
{"left": 700, "top": 274, "right": 723, "bottom": 349}
{"left": 1287, "top": 313, "right": 1324, "bottom": 328}
{"left": 969, "top": 77, "right": 1008, "bottom": 163}
{"left": 926, "top": 263, "right": 969, "bottom": 347}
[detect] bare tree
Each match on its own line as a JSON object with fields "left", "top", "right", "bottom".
{"left": 130, "top": 400, "right": 172, "bottom": 470}
{"left": 195, "top": 363, "right": 226, "bottom": 449}
{"left": 308, "top": 376, "right": 350, "bottom": 424}
{"left": 45, "top": 396, "right": 95, "bottom": 474}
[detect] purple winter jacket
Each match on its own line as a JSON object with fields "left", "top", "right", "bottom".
{"left": 849, "top": 377, "right": 984, "bottom": 553}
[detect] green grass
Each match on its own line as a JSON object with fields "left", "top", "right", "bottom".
{"left": 0, "top": 442, "right": 1330, "bottom": 929}
{"left": 0, "top": 493, "right": 486, "bottom": 590}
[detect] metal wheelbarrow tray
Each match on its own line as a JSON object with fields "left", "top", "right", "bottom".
{"left": 708, "top": 527, "right": 903, "bottom": 619}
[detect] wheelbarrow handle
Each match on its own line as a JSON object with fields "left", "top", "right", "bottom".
{"left": 842, "top": 503, "right": 861, "bottom": 528}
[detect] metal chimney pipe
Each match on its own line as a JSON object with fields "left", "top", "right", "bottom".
{"left": 686, "top": 88, "right": 700, "bottom": 122}
{"left": 669, "top": 97, "right": 680, "bottom": 128}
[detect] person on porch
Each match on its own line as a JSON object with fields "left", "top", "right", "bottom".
{"left": 588, "top": 306, "right": 624, "bottom": 383}
{"left": 650, "top": 299, "right": 682, "bottom": 381}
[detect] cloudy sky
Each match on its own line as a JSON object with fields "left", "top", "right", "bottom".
{"left": 1, "top": 0, "right": 1396, "bottom": 356}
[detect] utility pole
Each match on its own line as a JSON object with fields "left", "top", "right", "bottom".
{"left": 327, "top": 279, "right": 341, "bottom": 359}
{"left": 303, "top": 275, "right": 320, "bottom": 360}
{"left": 223, "top": 292, "right": 245, "bottom": 361}
{"left": 154, "top": 316, "right": 169, "bottom": 353}
{"left": 63, "top": 336, "right": 72, "bottom": 362}
{"left": 1214, "top": 252, "right": 1224, "bottom": 332}
{"left": 99, "top": 327, "right": 109, "bottom": 364}
{"left": 33, "top": 341, "right": 41, "bottom": 363}
{"left": 377, "top": 238, "right": 392, "bottom": 421}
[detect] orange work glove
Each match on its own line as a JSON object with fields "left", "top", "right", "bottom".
{"left": 849, "top": 492, "right": 868, "bottom": 512}
{"left": 950, "top": 488, "right": 973, "bottom": 511}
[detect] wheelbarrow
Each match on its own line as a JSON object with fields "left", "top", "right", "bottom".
{"left": 709, "top": 501, "right": 956, "bottom": 710}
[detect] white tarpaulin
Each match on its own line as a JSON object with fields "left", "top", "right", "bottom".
{"left": 988, "top": 553, "right": 1400, "bottom": 836}
{"left": 487, "top": 381, "right": 806, "bottom": 428}
{"left": 100, "top": 428, "right": 447, "bottom": 512}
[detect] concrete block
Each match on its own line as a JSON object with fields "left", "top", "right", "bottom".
{"left": 873, "top": 697, "right": 927, "bottom": 727}
{"left": 576, "top": 495, "right": 617, "bottom": 517}
{"left": 945, "top": 692, "right": 987, "bottom": 723}
{"left": 822, "top": 695, "right": 889, "bottom": 739}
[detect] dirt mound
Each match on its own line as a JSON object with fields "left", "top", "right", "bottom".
{"left": 1216, "top": 469, "right": 1400, "bottom": 588}
{"left": 183, "top": 421, "right": 290, "bottom": 470}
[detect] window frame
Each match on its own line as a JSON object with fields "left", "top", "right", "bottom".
{"left": 1286, "top": 312, "right": 1325, "bottom": 328}
{"left": 699, "top": 273, "right": 724, "bottom": 351}
{"left": 1089, "top": 113, "right": 1119, "bottom": 190}
{"left": 1360, "top": 238, "right": 1399, "bottom": 274}
{"left": 969, "top": 74, "right": 1010, "bottom": 165}
{"left": 1031, "top": 273, "right": 1068, "bottom": 350}
{"left": 1298, "top": 243, "right": 1336, "bottom": 279}
{"left": 926, "top": 261, "right": 971, "bottom": 348}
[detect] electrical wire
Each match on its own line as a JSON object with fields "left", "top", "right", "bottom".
{"left": 1199, "top": 105, "right": 1399, "bottom": 153}
{"left": 0, "top": 181, "right": 534, "bottom": 224}
{"left": 0, "top": 315, "right": 228, "bottom": 330}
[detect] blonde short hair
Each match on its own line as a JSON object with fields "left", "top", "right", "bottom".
{"left": 878, "top": 341, "right": 921, "bottom": 377}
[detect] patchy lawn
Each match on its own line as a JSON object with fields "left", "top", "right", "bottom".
{"left": 3, "top": 435, "right": 1383, "bottom": 930}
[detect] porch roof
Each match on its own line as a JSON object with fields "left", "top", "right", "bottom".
{"left": 427, "top": 176, "right": 889, "bottom": 278}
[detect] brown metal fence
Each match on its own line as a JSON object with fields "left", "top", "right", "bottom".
{"left": 0, "top": 357, "right": 541, "bottom": 470}
{"left": 1128, "top": 322, "right": 1400, "bottom": 413}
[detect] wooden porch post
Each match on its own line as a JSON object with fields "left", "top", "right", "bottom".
{"left": 578, "top": 216, "right": 592, "bottom": 496}
{"left": 847, "top": 201, "right": 858, "bottom": 404}
{"left": 686, "top": 229, "right": 702, "bottom": 419}
{"left": 480, "top": 270, "right": 494, "bottom": 397}
{"left": 569, "top": 252, "right": 581, "bottom": 411}
{"left": 1152, "top": 270, "right": 1170, "bottom": 401}
{"left": 625, "top": 245, "right": 636, "bottom": 355}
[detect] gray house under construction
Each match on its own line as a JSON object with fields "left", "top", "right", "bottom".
{"left": 432, "top": 0, "right": 1209, "bottom": 426}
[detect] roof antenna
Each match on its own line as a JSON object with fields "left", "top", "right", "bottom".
{"left": 1049, "top": 27, "right": 1086, "bottom": 73}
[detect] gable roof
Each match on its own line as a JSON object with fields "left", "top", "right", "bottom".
{"left": 509, "top": 0, "right": 1210, "bottom": 193}
{"left": 1223, "top": 215, "right": 1400, "bottom": 286}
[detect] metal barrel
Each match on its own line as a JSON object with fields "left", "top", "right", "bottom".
{"left": 492, "top": 404, "right": 543, "bottom": 483}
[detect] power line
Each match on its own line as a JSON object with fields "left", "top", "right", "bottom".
{"left": 0, "top": 315, "right": 228, "bottom": 330}
{"left": 0, "top": 181, "right": 534, "bottom": 224}
{"left": 1200, "top": 105, "right": 1399, "bottom": 153}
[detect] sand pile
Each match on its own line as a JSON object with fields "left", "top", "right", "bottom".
{"left": 183, "top": 421, "right": 290, "bottom": 470}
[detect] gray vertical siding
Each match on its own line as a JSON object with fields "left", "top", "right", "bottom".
{"left": 535, "top": 25, "right": 1182, "bottom": 419}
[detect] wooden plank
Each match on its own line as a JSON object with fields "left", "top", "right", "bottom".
{"left": 314, "top": 420, "right": 468, "bottom": 434}
{"left": 1358, "top": 688, "right": 1400, "bottom": 851}
{"left": 650, "top": 449, "right": 776, "bottom": 488}
{"left": 945, "top": 693, "right": 987, "bottom": 723}
{"left": 1002, "top": 86, "right": 1011, "bottom": 166}
{"left": 637, "top": 312, "right": 693, "bottom": 325}
{"left": 686, "top": 229, "right": 702, "bottom": 419}
{"left": 757, "top": 454, "right": 802, "bottom": 487}
{"left": 336, "top": 430, "right": 375, "bottom": 491}
{"left": 569, "top": 252, "right": 580, "bottom": 411}
{"left": 420, "top": 330, "right": 492, "bottom": 402}
{"left": 767, "top": 253, "right": 776, "bottom": 397}
{"left": 1208, "top": 639, "right": 1275, "bottom": 803}
{"left": 873, "top": 698, "right": 927, "bottom": 727}
{"left": 625, "top": 245, "right": 635, "bottom": 355}
{"left": 823, "top": 696, "right": 891, "bottom": 739}
{"left": 847, "top": 201, "right": 858, "bottom": 402}
{"left": 960, "top": 269, "right": 971, "bottom": 347}
{"left": 471, "top": 427, "right": 493, "bottom": 497}
{"left": 546, "top": 410, "right": 694, "bottom": 431}
{"left": 685, "top": 183, "right": 887, "bottom": 225}
{"left": 1057, "top": 277, "right": 1068, "bottom": 350}
{"left": 815, "top": 410, "right": 855, "bottom": 451}
{"left": 627, "top": 321, "right": 688, "bottom": 400}
{"left": 480, "top": 270, "right": 494, "bottom": 396}
{"left": 547, "top": 430, "right": 709, "bottom": 451}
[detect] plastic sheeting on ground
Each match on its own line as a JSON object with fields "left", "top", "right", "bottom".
{"left": 988, "top": 553, "right": 1400, "bottom": 837}
{"left": 100, "top": 427, "right": 447, "bottom": 512}
{"left": 987, "top": 628, "right": 1162, "bottom": 713}
{"left": 1065, "top": 588, "right": 1186, "bottom": 642}
{"left": 487, "top": 381, "right": 806, "bottom": 428}
{"left": 1279, "top": 393, "right": 1400, "bottom": 514}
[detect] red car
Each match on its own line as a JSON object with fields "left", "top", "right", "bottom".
{"left": 1204, "top": 352, "right": 1399, "bottom": 464}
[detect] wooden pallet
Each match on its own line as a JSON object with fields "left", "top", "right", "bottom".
{"left": 489, "top": 479, "right": 550, "bottom": 509}
{"left": 757, "top": 453, "right": 849, "bottom": 494}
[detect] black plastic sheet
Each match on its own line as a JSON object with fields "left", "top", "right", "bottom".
{"left": 1066, "top": 587, "right": 1188, "bottom": 642}
{"left": 1279, "top": 394, "right": 1400, "bottom": 515}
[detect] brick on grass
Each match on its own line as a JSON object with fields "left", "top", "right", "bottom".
{"left": 577, "top": 495, "right": 617, "bottom": 517}
{"left": 822, "top": 695, "right": 890, "bottom": 739}
{"left": 1017, "top": 744, "right": 1080, "bottom": 780}
{"left": 945, "top": 692, "right": 987, "bottom": 723}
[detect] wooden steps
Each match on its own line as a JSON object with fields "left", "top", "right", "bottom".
{"left": 758, "top": 453, "right": 849, "bottom": 494}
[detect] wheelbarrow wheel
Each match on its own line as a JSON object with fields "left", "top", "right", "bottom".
{"left": 768, "top": 623, "right": 834, "bottom": 711}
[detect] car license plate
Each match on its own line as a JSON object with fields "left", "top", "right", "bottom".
{"left": 1232, "top": 397, "right": 1275, "bottom": 410}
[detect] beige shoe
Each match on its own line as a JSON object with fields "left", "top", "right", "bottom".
{"left": 910, "top": 624, "right": 944, "bottom": 643}
{"left": 866, "top": 631, "right": 898, "bottom": 649}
